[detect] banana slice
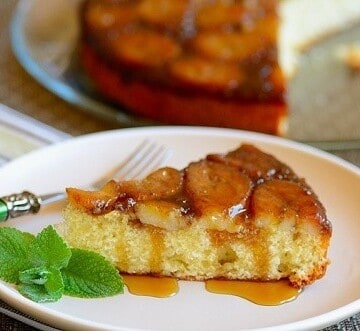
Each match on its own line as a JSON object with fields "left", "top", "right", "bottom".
{"left": 169, "top": 57, "right": 244, "bottom": 92}
{"left": 111, "top": 31, "right": 181, "bottom": 69}
{"left": 184, "top": 160, "right": 252, "bottom": 218}
{"left": 207, "top": 144, "right": 296, "bottom": 182}
{"left": 192, "top": 31, "right": 265, "bottom": 62}
{"left": 248, "top": 15, "right": 278, "bottom": 44}
{"left": 84, "top": 1, "right": 137, "bottom": 31}
{"left": 137, "top": 0, "right": 188, "bottom": 30}
{"left": 66, "top": 187, "right": 117, "bottom": 215}
{"left": 252, "top": 179, "right": 328, "bottom": 233}
{"left": 117, "top": 167, "right": 183, "bottom": 201}
{"left": 136, "top": 200, "right": 189, "bottom": 230}
{"left": 196, "top": 2, "right": 244, "bottom": 30}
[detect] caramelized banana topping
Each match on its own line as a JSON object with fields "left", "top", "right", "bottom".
{"left": 66, "top": 144, "right": 331, "bottom": 234}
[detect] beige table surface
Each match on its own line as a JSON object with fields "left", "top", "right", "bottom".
{"left": 1, "top": 1, "right": 360, "bottom": 330}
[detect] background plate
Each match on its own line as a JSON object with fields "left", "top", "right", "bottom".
{"left": 10, "top": 0, "right": 360, "bottom": 148}
{"left": 0, "top": 126, "right": 359, "bottom": 331}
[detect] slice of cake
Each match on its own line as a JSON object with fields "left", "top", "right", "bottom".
{"left": 61, "top": 144, "right": 332, "bottom": 288}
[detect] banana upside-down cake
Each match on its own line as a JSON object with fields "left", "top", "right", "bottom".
{"left": 79, "top": 0, "right": 360, "bottom": 135}
{"left": 61, "top": 144, "right": 332, "bottom": 288}
{"left": 80, "top": 0, "right": 286, "bottom": 135}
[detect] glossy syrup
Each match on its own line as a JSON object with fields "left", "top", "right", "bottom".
{"left": 122, "top": 275, "right": 179, "bottom": 298}
{"left": 122, "top": 275, "right": 301, "bottom": 305}
{"left": 205, "top": 279, "right": 301, "bottom": 305}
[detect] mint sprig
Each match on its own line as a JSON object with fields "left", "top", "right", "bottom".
{"left": 0, "top": 226, "right": 123, "bottom": 303}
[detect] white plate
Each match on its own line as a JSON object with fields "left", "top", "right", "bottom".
{"left": 10, "top": 0, "right": 360, "bottom": 146}
{"left": 0, "top": 126, "right": 359, "bottom": 331}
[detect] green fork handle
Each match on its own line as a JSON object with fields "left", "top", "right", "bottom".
{"left": 0, "top": 191, "right": 41, "bottom": 222}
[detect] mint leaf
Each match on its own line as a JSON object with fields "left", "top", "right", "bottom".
{"left": 31, "top": 226, "right": 71, "bottom": 269}
{"left": 19, "top": 266, "right": 50, "bottom": 285}
{"left": 0, "top": 227, "right": 35, "bottom": 283}
{"left": 62, "top": 248, "right": 123, "bottom": 298}
{"left": 19, "top": 266, "right": 64, "bottom": 303}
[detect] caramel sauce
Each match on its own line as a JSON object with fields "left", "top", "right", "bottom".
{"left": 122, "top": 275, "right": 301, "bottom": 305}
{"left": 122, "top": 275, "right": 178, "bottom": 298}
{"left": 149, "top": 228, "right": 165, "bottom": 273}
{"left": 205, "top": 279, "right": 301, "bottom": 306}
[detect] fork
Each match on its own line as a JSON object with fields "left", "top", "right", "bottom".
{"left": 0, "top": 140, "right": 171, "bottom": 222}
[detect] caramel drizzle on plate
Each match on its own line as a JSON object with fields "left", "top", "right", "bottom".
{"left": 122, "top": 275, "right": 301, "bottom": 305}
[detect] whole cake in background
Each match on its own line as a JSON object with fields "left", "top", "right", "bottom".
{"left": 80, "top": 0, "right": 287, "bottom": 135}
